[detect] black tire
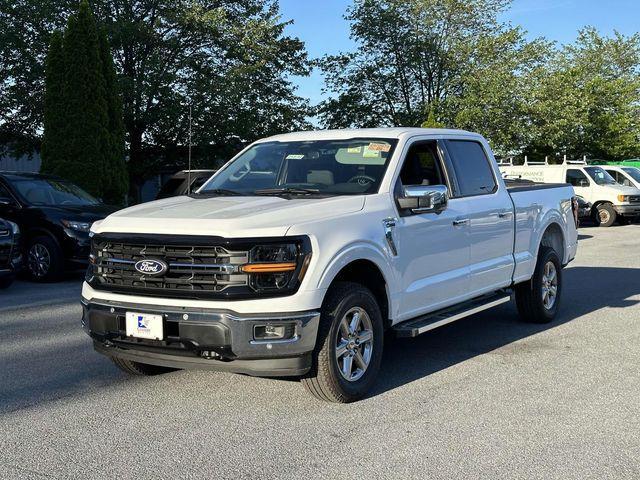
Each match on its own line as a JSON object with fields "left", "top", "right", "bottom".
{"left": 302, "top": 282, "right": 384, "bottom": 403}
{"left": 26, "top": 235, "right": 64, "bottom": 282}
{"left": 515, "top": 246, "right": 562, "bottom": 324}
{"left": 595, "top": 203, "right": 616, "bottom": 227}
{"left": 111, "top": 357, "right": 176, "bottom": 376}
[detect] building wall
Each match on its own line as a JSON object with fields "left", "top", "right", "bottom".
{"left": 0, "top": 150, "right": 41, "bottom": 172}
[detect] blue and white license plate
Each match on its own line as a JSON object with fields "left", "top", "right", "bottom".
{"left": 125, "top": 312, "right": 163, "bottom": 340}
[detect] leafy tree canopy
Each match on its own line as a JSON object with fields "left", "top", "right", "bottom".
{"left": 0, "top": 0, "right": 310, "bottom": 196}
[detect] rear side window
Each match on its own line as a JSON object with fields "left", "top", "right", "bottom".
{"left": 566, "top": 169, "right": 589, "bottom": 187}
{"left": 446, "top": 140, "right": 496, "bottom": 196}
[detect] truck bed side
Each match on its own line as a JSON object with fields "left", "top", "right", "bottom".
{"left": 507, "top": 183, "right": 578, "bottom": 284}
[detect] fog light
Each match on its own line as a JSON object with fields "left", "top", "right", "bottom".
{"left": 254, "top": 324, "right": 294, "bottom": 341}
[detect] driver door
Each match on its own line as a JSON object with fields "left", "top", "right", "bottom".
{"left": 392, "top": 140, "right": 471, "bottom": 321}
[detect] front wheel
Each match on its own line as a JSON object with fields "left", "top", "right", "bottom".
{"left": 595, "top": 203, "right": 616, "bottom": 227}
{"left": 515, "top": 246, "right": 562, "bottom": 324}
{"left": 302, "top": 282, "right": 384, "bottom": 403}
{"left": 111, "top": 357, "right": 176, "bottom": 376}
{"left": 26, "top": 236, "right": 64, "bottom": 282}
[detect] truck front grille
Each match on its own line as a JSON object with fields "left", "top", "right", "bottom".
{"left": 87, "top": 234, "right": 311, "bottom": 300}
{"left": 90, "top": 238, "right": 249, "bottom": 298}
{"left": 629, "top": 196, "right": 640, "bottom": 203}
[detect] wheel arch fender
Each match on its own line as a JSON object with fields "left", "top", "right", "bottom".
{"left": 315, "top": 242, "right": 398, "bottom": 326}
{"left": 532, "top": 215, "right": 567, "bottom": 265}
{"left": 24, "top": 227, "right": 62, "bottom": 248}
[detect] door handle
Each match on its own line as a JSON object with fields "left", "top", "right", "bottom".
{"left": 453, "top": 218, "right": 470, "bottom": 227}
{"left": 498, "top": 211, "right": 513, "bottom": 218}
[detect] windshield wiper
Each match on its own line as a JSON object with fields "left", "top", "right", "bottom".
{"left": 254, "top": 187, "right": 321, "bottom": 196}
{"left": 192, "top": 189, "right": 242, "bottom": 197}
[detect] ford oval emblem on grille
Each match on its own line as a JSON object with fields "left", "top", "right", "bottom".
{"left": 134, "top": 259, "right": 168, "bottom": 276}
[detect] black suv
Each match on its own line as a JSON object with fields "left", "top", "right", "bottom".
{"left": 156, "top": 170, "right": 216, "bottom": 199}
{"left": 0, "top": 172, "right": 116, "bottom": 281}
{"left": 0, "top": 217, "right": 22, "bottom": 289}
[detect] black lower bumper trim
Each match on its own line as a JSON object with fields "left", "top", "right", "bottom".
{"left": 95, "top": 341, "right": 311, "bottom": 377}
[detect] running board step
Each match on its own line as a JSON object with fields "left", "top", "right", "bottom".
{"left": 393, "top": 291, "right": 512, "bottom": 338}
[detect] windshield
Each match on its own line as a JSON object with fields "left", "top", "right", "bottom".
{"left": 622, "top": 167, "right": 640, "bottom": 183}
{"left": 13, "top": 179, "right": 100, "bottom": 206}
{"left": 198, "top": 138, "right": 398, "bottom": 197}
{"left": 584, "top": 167, "right": 617, "bottom": 186}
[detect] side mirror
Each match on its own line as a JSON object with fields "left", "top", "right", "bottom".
{"left": 0, "top": 197, "right": 15, "bottom": 207}
{"left": 578, "top": 179, "right": 589, "bottom": 187}
{"left": 397, "top": 185, "right": 448, "bottom": 214}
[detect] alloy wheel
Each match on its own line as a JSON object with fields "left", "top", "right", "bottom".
{"left": 335, "top": 306, "right": 374, "bottom": 382}
{"left": 28, "top": 243, "right": 51, "bottom": 278}
{"left": 541, "top": 261, "right": 558, "bottom": 310}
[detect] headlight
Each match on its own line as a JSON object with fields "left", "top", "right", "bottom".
{"left": 618, "top": 195, "right": 630, "bottom": 202}
{"left": 61, "top": 219, "right": 92, "bottom": 232}
{"left": 241, "top": 242, "right": 312, "bottom": 293}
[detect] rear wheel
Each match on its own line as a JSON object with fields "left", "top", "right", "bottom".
{"left": 595, "top": 203, "right": 616, "bottom": 227}
{"left": 111, "top": 357, "right": 176, "bottom": 376}
{"left": 27, "top": 236, "right": 64, "bottom": 282}
{"left": 515, "top": 246, "right": 562, "bottom": 324}
{"left": 302, "top": 282, "right": 384, "bottom": 403}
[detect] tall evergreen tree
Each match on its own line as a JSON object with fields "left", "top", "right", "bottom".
{"left": 98, "top": 27, "right": 128, "bottom": 204}
{"left": 41, "top": 30, "right": 67, "bottom": 176}
{"left": 62, "top": 0, "right": 110, "bottom": 198}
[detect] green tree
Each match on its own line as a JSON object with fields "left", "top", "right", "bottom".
{"left": 421, "top": 104, "right": 444, "bottom": 128}
{"left": 317, "top": 0, "right": 546, "bottom": 155}
{"left": 98, "top": 27, "right": 128, "bottom": 203}
{"left": 528, "top": 28, "right": 640, "bottom": 160}
{"left": 0, "top": 0, "right": 310, "bottom": 201}
{"left": 41, "top": 30, "right": 67, "bottom": 176}
{"left": 62, "top": 0, "right": 110, "bottom": 198}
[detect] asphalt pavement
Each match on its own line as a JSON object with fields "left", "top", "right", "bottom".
{"left": 1, "top": 225, "right": 639, "bottom": 479}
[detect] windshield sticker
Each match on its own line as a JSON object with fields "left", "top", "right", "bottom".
{"left": 347, "top": 146, "right": 362, "bottom": 154}
{"left": 363, "top": 149, "right": 381, "bottom": 159}
{"left": 286, "top": 154, "right": 305, "bottom": 160}
{"left": 366, "top": 142, "right": 391, "bottom": 153}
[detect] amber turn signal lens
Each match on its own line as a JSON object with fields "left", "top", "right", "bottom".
{"left": 241, "top": 263, "right": 297, "bottom": 274}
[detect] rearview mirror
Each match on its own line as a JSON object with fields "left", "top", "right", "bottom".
{"left": 397, "top": 185, "right": 448, "bottom": 214}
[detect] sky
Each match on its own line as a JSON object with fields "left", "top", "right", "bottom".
{"left": 278, "top": 0, "right": 640, "bottom": 105}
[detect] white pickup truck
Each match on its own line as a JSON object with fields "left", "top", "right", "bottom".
{"left": 82, "top": 128, "right": 578, "bottom": 403}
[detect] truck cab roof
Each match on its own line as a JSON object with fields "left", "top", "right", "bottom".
{"left": 259, "top": 127, "right": 481, "bottom": 143}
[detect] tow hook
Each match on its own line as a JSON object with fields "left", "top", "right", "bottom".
{"left": 201, "top": 351, "right": 222, "bottom": 360}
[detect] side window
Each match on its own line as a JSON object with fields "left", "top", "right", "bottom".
{"left": 606, "top": 170, "right": 619, "bottom": 183}
{"left": 566, "top": 169, "right": 589, "bottom": 187}
{"left": 398, "top": 141, "right": 445, "bottom": 187}
{"left": 446, "top": 140, "right": 496, "bottom": 196}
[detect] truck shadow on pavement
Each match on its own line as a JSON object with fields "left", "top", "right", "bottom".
{"left": 371, "top": 266, "right": 640, "bottom": 398}
{"left": 1, "top": 266, "right": 638, "bottom": 411}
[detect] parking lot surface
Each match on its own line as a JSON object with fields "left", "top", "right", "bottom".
{"left": 1, "top": 225, "right": 639, "bottom": 479}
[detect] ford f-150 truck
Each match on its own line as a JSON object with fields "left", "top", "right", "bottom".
{"left": 82, "top": 128, "right": 578, "bottom": 403}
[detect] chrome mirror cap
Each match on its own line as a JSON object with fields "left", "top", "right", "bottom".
{"left": 397, "top": 184, "right": 448, "bottom": 214}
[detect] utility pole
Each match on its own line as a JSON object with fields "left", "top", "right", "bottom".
{"left": 187, "top": 104, "right": 192, "bottom": 195}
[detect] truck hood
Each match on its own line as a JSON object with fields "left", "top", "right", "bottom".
{"left": 92, "top": 195, "right": 366, "bottom": 237}
{"left": 606, "top": 184, "right": 640, "bottom": 195}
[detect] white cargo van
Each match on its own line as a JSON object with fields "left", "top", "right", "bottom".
{"left": 499, "top": 159, "right": 640, "bottom": 226}
{"left": 601, "top": 165, "right": 640, "bottom": 190}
